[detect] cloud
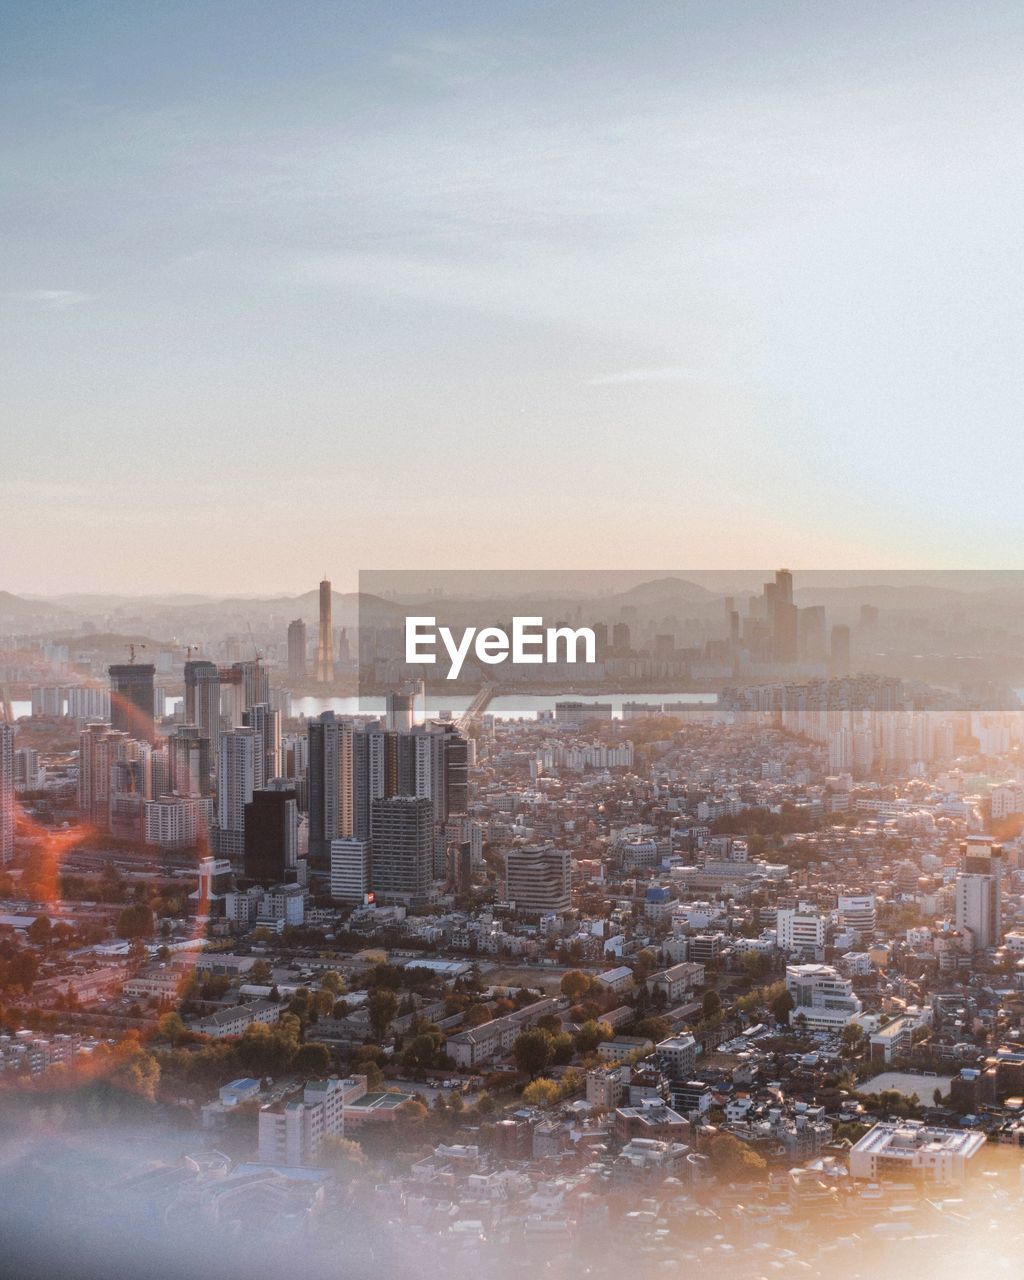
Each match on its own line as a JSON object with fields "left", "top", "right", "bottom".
{"left": 587, "top": 367, "right": 702, "bottom": 386}
{"left": 2, "top": 289, "right": 91, "bottom": 309}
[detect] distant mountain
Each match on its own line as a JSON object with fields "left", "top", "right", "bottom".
{"left": 0, "top": 591, "right": 73, "bottom": 626}
{"left": 611, "top": 576, "right": 718, "bottom": 605}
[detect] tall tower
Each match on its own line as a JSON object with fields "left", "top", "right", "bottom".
{"left": 955, "top": 836, "right": 1003, "bottom": 949}
{"left": 184, "top": 660, "right": 221, "bottom": 774}
{"left": 108, "top": 663, "right": 156, "bottom": 743}
{"left": 0, "top": 722, "right": 14, "bottom": 867}
{"left": 316, "top": 578, "right": 334, "bottom": 683}
{"left": 216, "top": 727, "right": 262, "bottom": 859}
{"left": 287, "top": 618, "right": 307, "bottom": 681}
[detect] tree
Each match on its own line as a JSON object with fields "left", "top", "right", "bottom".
{"left": 322, "top": 1135, "right": 365, "bottom": 1173}
{"left": 367, "top": 988, "right": 399, "bottom": 1043}
{"left": 701, "top": 989, "right": 722, "bottom": 1021}
{"left": 157, "top": 1011, "right": 187, "bottom": 1046}
{"left": 522, "top": 1077, "right": 560, "bottom": 1107}
{"left": 26, "top": 916, "right": 52, "bottom": 947}
{"left": 249, "top": 959, "right": 273, "bottom": 984}
{"left": 320, "top": 970, "right": 345, "bottom": 995}
{"left": 840, "top": 1022, "right": 867, "bottom": 1057}
{"left": 707, "top": 1132, "right": 767, "bottom": 1183}
{"left": 513, "top": 1028, "right": 552, "bottom": 1079}
{"left": 116, "top": 903, "right": 154, "bottom": 940}
{"left": 560, "top": 970, "right": 591, "bottom": 1000}
{"left": 548, "top": 1031, "right": 575, "bottom": 1065}
{"left": 575, "top": 1019, "right": 614, "bottom": 1055}
{"left": 293, "top": 1042, "right": 331, "bottom": 1077}
{"left": 769, "top": 988, "right": 795, "bottom": 1026}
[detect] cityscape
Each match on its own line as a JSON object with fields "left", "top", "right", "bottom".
{"left": 1, "top": 570, "right": 1024, "bottom": 1278}
{"left": 5, "top": 2, "right": 1024, "bottom": 1277}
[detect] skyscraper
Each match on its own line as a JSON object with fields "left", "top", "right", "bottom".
{"left": 167, "top": 724, "right": 212, "bottom": 797}
{"left": 955, "top": 836, "right": 1003, "bottom": 950}
{"left": 216, "top": 727, "right": 263, "bottom": 859}
{"left": 184, "top": 660, "right": 221, "bottom": 760}
{"left": 315, "top": 578, "right": 334, "bottom": 683}
{"left": 243, "top": 702, "right": 282, "bottom": 786}
{"left": 370, "top": 795, "right": 434, "bottom": 904}
{"left": 108, "top": 662, "right": 156, "bottom": 743}
{"left": 287, "top": 618, "right": 307, "bottom": 681}
{"left": 244, "top": 787, "right": 298, "bottom": 886}
{"left": 0, "top": 723, "right": 14, "bottom": 867}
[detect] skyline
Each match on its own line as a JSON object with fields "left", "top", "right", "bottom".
{"left": 5, "top": 1, "right": 1024, "bottom": 592}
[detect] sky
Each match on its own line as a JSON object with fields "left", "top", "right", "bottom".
{"left": 3, "top": 0, "right": 1024, "bottom": 595}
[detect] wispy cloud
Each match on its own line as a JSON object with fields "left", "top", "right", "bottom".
{"left": 2, "top": 289, "right": 91, "bottom": 309}
{"left": 587, "top": 367, "right": 702, "bottom": 386}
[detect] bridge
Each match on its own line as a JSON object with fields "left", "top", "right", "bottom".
{"left": 455, "top": 684, "right": 496, "bottom": 733}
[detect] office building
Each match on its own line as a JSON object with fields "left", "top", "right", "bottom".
{"left": 243, "top": 787, "right": 298, "bottom": 886}
{"left": 849, "top": 1121, "right": 986, "bottom": 1184}
{"left": 108, "top": 663, "right": 156, "bottom": 743}
{"left": 838, "top": 894, "right": 877, "bottom": 941}
{"left": 776, "top": 906, "right": 827, "bottom": 959}
{"left": 785, "top": 964, "right": 863, "bottom": 1032}
{"left": 386, "top": 689, "right": 416, "bottom": 732}
{"left": 287, "top": 618, "right": 307, "bottom": 681}
{"left": 330, "top": 837, "right": 370, "bottom": 904}
{"left": 505, "top": 845, "right": 571, "bottom": 915}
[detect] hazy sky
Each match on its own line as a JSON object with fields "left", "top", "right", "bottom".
{"left": 3, "top": 1, "right": 1024, "bottom": 595}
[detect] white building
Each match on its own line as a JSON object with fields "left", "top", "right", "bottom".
{"left": 655, "top": 1034, "right": 698, "bottom": 1082}
{"left": 330, "top": 837, "right": 370, "bottom": 904}
{"left": 785, "top": 964, "right": 862, "bottom": 1033}
{"left": 776, "top": 906, "right": 827, "bottom": 959}
{"left": 849, "top": 1121, "right": 986, "bottom": 1184}
{"left": 838, "top": 894, "right": 876, "bottom": 941}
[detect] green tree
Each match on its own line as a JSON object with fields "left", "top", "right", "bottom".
{"left": 293, "top": 1041, "right": 331, "bottom": 1077}
{"left": 770, "top": 988, "right": 795, "bottom": 1026}
{"left": 367, "top": 988, "right": 399, "bottom": 1043}
{"left": 513, "top": 1027, "right": 552, "bottom": 1079}
{"left": 116, "top": 903, "right": 154, "bottom": 940}
{"left": 707, "top": 1132, "right": 768, "bottom": 1183}
{"left": 575, "top": 1019, "right": 614, "bottom": 1055}
{"left": 701, "top": 989, "right": 722, "bottom": 1021}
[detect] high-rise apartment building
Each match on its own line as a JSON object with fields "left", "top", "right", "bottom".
{"left": 184, "top": 660, "right": 221, "bottom": 761}
{"left": 243, "top": 702, "right": 282, "bottom": 786}
{"left": 315, "top": 578, "right": 334, "bottom": 683}
{"left": 168, "top": 724, "right": 212, "bottom": 797}
{"left": 287, "top": 618, "right": 307, "bottom": 681}
{"left": 0, "top": 723, "right": 14, "bottom": 866}
{"left": 370, "top": 795, "right": 434, "bottom": 904}
{"left": 216, "top": 727, "right": 263, "bottom": 859}
{"left": 955, "top": 836, "right": 1003, "bottom": 949}
{"left": 108, "top": 663, "right": 156, "bottom": 743}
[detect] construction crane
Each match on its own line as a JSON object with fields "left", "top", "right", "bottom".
{"left": 246, "top": 622, "right": 262, "bottom": 665}
{"left": 184, "top": 644, "right": 198, "bottom": 662}
{"left": 127, "top": 642, "right": 146, "bottom": 664}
